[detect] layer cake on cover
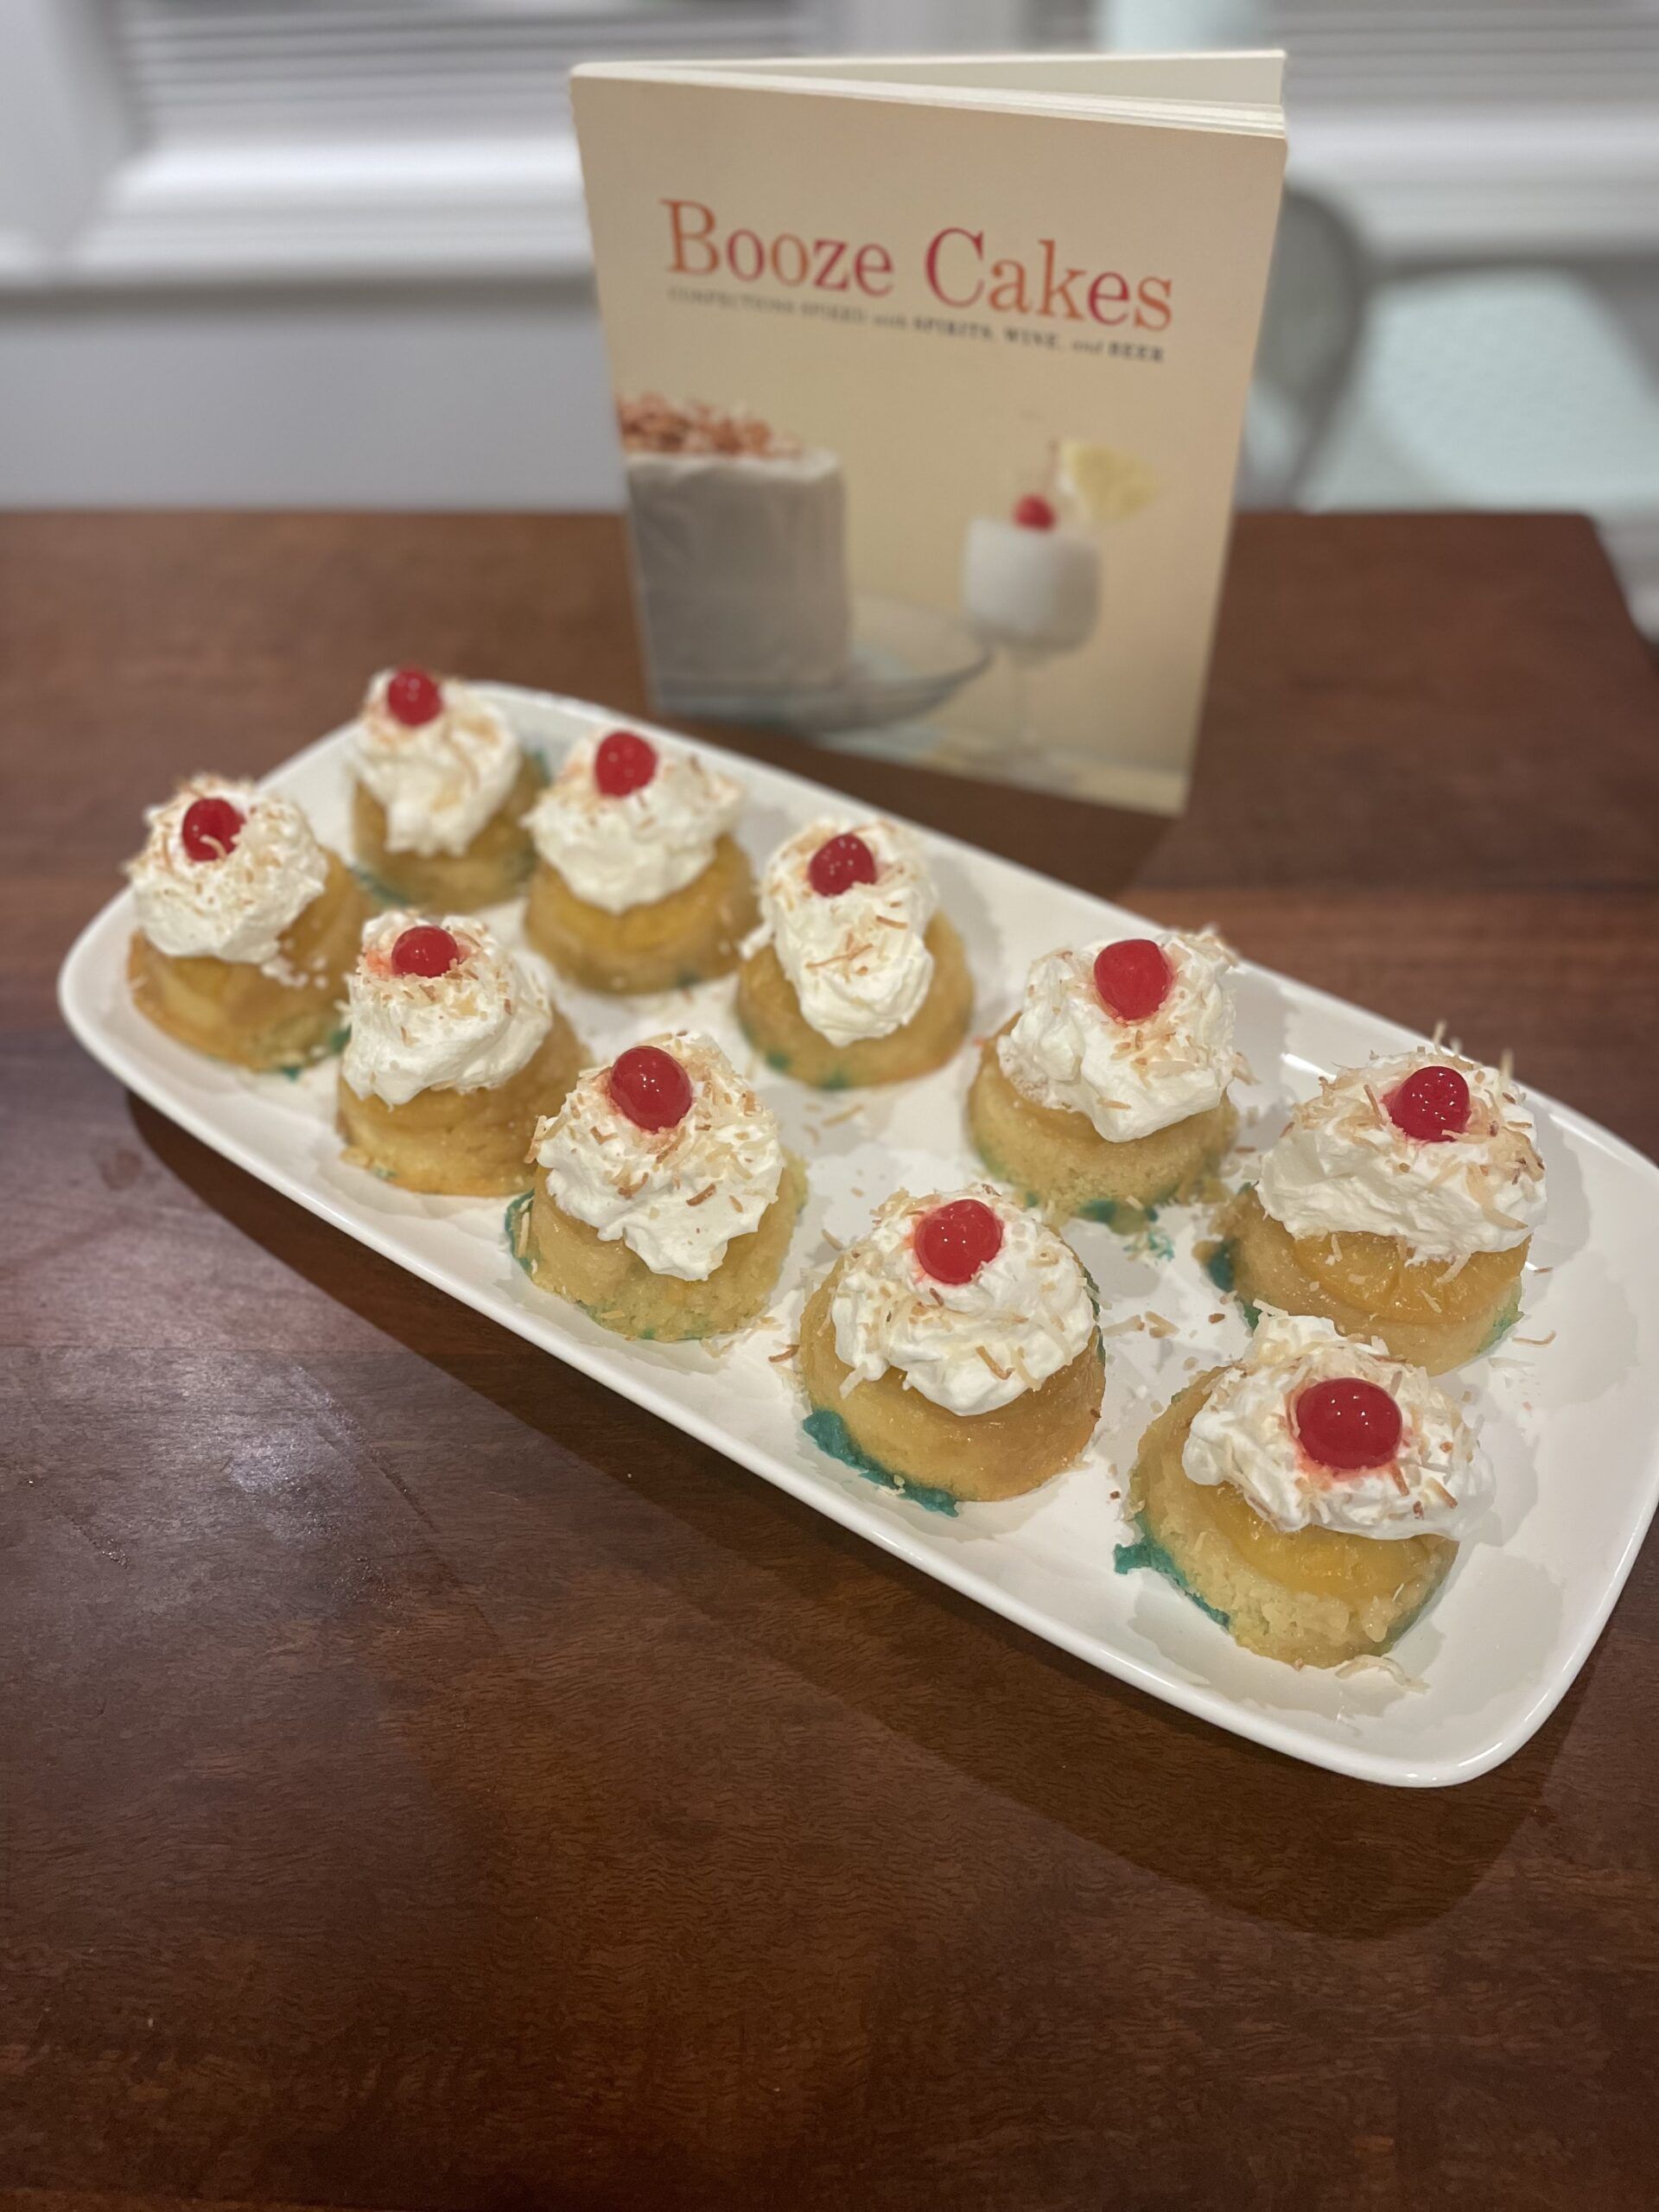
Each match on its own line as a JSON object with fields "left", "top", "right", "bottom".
{"left": 620, "top": 394, "right": 852, "bottom": 700}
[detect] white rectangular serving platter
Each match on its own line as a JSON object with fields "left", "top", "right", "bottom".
{"left": 60, "top": 684, "right": 1659, "bottom": 1787}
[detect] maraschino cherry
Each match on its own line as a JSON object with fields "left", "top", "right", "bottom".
{"left": 1387, "top": 1064, "right": 1471, "bottom": 1144}
{"left": 1094, "top": 938, "right": 1172, "bottom": 1023}
{"left": 1294, "top": 1378, "right": 1403, "bottom": 1473}
{"left": 1013, "top": 493, "right": 1057, "bottom": 531}
{"left": 808, "top": 832, "right": 877, "bottom": 898}
{"left": 181, "top": 795, "right": 245, "bottom": 862}
{"left": 913, "top": 1198, "right": 1003, "bottom": 1286}
{"left": 391, "top": 924, "right": 461, "bottom": 978}
{"left": 609, "top": 1044, "right": 692, "bottom": 1132}
{"left": 594, "top": 729, "right": 658, "bottom": 797}
{"left": 385, "top": 667, "right": 443, "bottom": 727}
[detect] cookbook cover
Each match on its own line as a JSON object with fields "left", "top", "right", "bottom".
{"left": 573, "top": 54, "right": 1286, "bottom": 815}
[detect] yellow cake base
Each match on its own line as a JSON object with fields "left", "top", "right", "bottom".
{"left": 128, "top": 849, "right": 368, "bottom": 1071}
{"left": 351, "top": 755, "right": 540, "bottom": 910}
{"left": 798, "top": 1258, "right": 1103, "bottom": 1503}
{"left": 336, "top": 1007, "right": 585, "bottom": 1196}
{"left": 736, "top": 913, "right": 973, "bottom": 1090}
{"left": 1219, "top": 1186, "right": 1526, "bottom": 1374}
{"left": 517, "top": 1151, "right": 805, "bottom": 1339}
{"left": 524, "top": 834, "right": 758, "bottom": 995}
{"left": 969, "top": 1020, "right": 1236, "bottom": 1222}
{"left": 1122, "top": 1373, "right": 1456, "bottom": 1668}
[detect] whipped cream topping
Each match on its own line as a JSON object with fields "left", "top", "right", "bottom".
{"left": 128, "top": 778, "right": 329, "bottom": 976}
{"left": 1255, "top": 1050, "right": 1546, "bottom": 1261}
{"left": 830, "top": 1185, "right": 1096, "bottom": 1418}
{"left": 526, "top": 733, "right": 742, "bottom": 914}
{"left": 1181, "top": 1312, "right": 1491, "bottom": 1541}
{"left": 534, "top": 1031, "right": 784, "bottom": 1282}
{"left": 352, "top": 670, "right": 522, "bottom": 857}
{"left": 340, "top": 912, "right": 550, "bottom": 1108}
{"left": 751, "top": 817, "right": 938, "bottom": 1047}
{"left": 999, "top": 929, "right": 1241, "bottom": 1142}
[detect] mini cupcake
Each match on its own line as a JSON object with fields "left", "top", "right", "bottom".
{"left": 970, "top": 930, "right": 1240, "bottom": 1223}
{"left": 1217, "top": 1051, "right": 1546, "bottom": 1372}
{"left": 1118, "top": 1313, "right": 1491, "bottom": 1669}
{"left": 798, "top": 1185, "right": 1103, "bottom": 1504}
{"left": 336, "top": 912, "right": 583, "bottom": 1196}
{"left": 516, "top": 1031, "right": 804, "bottom": 1338}
{"left": 735, "top": 818, "right": 972, "bottom": 1088}
{"left": 127, "top": 778, "right": 367, "bottom": 1070}
{"left": 350, "top": 666, "right": 539, "bottom": 908}
{"left": 524, "top": 728, "right": 756, "bottom": 993}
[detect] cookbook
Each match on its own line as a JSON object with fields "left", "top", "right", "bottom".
{"left": 573, "top": 50, "right": 1286, "bottom": 815}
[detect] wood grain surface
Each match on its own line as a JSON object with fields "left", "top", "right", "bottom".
{"left": 3, "top": 512, "right": 1657, "bottom": 2212}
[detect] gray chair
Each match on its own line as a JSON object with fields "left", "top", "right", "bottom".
{"left": 1238, "top": 184, "right": 1372, "bottom": 506}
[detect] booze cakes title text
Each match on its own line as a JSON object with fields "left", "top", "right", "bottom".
{"left": 663, "top": 200, "right": 1173, "bottom": 331}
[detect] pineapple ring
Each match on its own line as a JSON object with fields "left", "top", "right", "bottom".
{"left": 1220, "top": 1188, "right": 1526, "bottom": 1374}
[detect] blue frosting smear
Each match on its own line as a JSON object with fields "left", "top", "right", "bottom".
{"left": 1479, "top": 1292, "right": 1522, "bottom": 1355}
{"left": 504, "top": 1189, "right": 534, "bottom": 1273}
{"left": 803, "top": 1407, "right": 960, "bottom": 1516}
{"left": 1113, "top": 1521, "right": 1232, "bottom": 1628}
{"left": 1204, "top": 1237, "right": 1259, "bottom": 1326}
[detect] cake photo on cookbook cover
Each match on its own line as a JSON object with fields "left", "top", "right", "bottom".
{"left": 618, "top": 394, "right": 852, "bottom": 706}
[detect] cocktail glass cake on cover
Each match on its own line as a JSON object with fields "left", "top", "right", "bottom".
{"left": 735, "top": 817, "right": 972, "bottom": 1088}
{"left": 963, "top": 491, "right": 1100, "bottom": 663}
{"left": 949, "top": 442, "right": 1160, "bottom": 784}
{"left": 524, "top": 728, "right": 758, "bottom": 993}
{"left": 336, "top": 912, "right": 584, "bottom": 1196}
{"left": 961, "top": 442, "right": 1155, "bottom": 662}
{"left": 619, "top": 394, "right": 851, "bottom": 705}
{"left": 127, "top": 779, "right": 368, "bottom": 1070}
{"left": 971, "top": 930, "right": 1240, "bottom": 1224}
{"left": 1216, "top": 1051, "right": 1547, "bottom": 1372}
{"left": 798, "top": 1185, "right": 1104, "bottom": 1506}
{"left": 349, "top": 667, "right": 540, "bottom": 908}
{"left": 1118, "top": 1313, "right": 1491, "bottom": 1669}
{"left": 515, "top": 1032, "right": 805, "bottom": 1340}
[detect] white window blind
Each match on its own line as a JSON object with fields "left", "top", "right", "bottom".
{"left": 114, "top": 1, "right": 834, "bottom": 143}
{"left": 1274, "top": 1, "right": 1659, "bottom": 108}
{"left": 1103, "top": 1, "right": 1659, "bottom": 109}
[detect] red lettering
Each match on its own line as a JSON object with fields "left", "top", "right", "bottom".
{"left": 663, "top": 198, "right": 717, "bottom": 277}
{"left": 1087, "top": 270, "right": 1128, "bottom": 327}
{"left": 770, "top": 232, "right": 808, "bottom": 286}
{"left": 988, "top": 257, "right": 1030, "bottom": 315}
{"left": 853, "top": 241, "right": 893, "bottom": 297}
{"left": 811, "top": 237, "right": 850, "bottom": 291}
{"left": 1037, "top": 239, "right": 1085, "bottom": 321}
{"left": 925, "top": 226, "right": 985, "bottom": 308}
{"left": 1135, "top": 274, "right": 1173, "bottom": 331}
{"left": 727, "top": 227, "right": 764, "bottom": 282}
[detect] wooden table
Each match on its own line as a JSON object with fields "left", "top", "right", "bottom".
{"left": 4, "top": 512, "right": 1657, "bottom": 2212}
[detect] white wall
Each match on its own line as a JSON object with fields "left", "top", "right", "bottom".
{"left": 0, "top": 277, "right": 622, "bottom": 509}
